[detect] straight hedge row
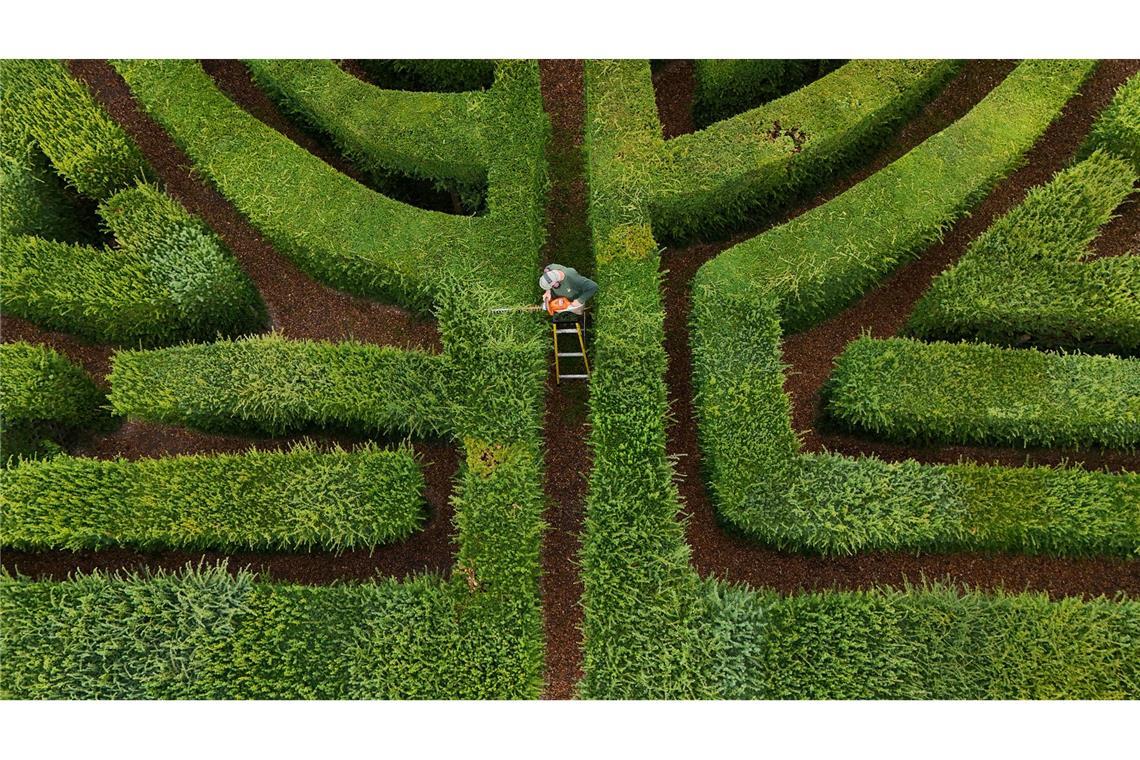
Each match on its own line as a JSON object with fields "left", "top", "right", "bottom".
{"left": 653, "top": 59, "right": 961, "bottom": 241}
{"left": 3, "top": 184, "right": 266, "bottom": 345}
{"left": 0, "top": 60, "right": 149, "bottom": 200}
{"left": 0, "top": 342, "right": 103, "bottom": 459}
{"left": 699, "top": 59, "right": 1097, "bottom": 334}
{"left": 245, "top": 59, "right": 487, "bottom": 188}
{"left": 907, "top": 149, "right": 1140, "bottom": 353}
{"left": 1, "top": 443, "right": 424, "bottom": 551}
{"left": 107, "top": 334, "right": 449, "bottom": 437}
{"left": 691, "top": 59, "right": 844, "bottom": 128}
{"left": 1079, "top": 73, "right": 1140, "bottom": 172}
{"left": 705, "top": 582, "right": 1139, "bottom": 699}
{"left": 826, "top": 336, "right": 1140, "bottom": 450}
{"left": 690, "top": 296, "right": 1139, "bottom": 556}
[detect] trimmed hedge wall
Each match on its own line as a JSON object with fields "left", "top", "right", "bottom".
{"left": 0, "top": 60, "right": 149, "bottom": 200}
{"left": 691, "top": 59, "right": 845, "bottom": 128}
{"left": 108, "top": 334, "right": 449, "bottom": 437}
{"left": 652, "top": 59, "right": 961, "bottom": 241}
{"left": 358, "top": 59, "right": 496, "bottom": 92}
{"left": 0, "top": 342, "right": 103, "bottom": 459}
{"left": 115, "top": 60, "right": 547, "bottom": 312}
{"left": 245, "top": 59, "right": 486, "bottom": 188}
{"left": 3, "top": 184, "right": 266, "bottom": 345}
{"left": 826, "top": 336, "right": 1140, "bottom": 450}
{"left": 1, "top": 443, "right": 424, "bottom": 551}
{"left": 1079, "top": 73, "right": 1140, "bottom": 171}
{"left": 699, "top": 59, "right": 1096, "bottom": 334}
{"left": 907, "top": 150, "right": 1140, "bottom": 353}
{"left": 691, "top": 297, "right": 1139, "bottom": 556}
{"left": 705, "top": 582, "right": 1140, "bottom": 699}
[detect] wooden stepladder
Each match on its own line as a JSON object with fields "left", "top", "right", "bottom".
{"left": 552, "top": 316, "right": 590, "bottom": 384}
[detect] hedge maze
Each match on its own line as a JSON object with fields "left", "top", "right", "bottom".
{"left": 1, "top": 59, "right": 1137, "bottom": 699}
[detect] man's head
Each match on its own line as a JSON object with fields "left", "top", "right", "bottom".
{"left": 539, "top": 267, "right": 565, "bottom": 291}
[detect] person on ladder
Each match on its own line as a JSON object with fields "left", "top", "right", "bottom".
{"left": 538, "top": 263, "right": 597, "bottom": 322}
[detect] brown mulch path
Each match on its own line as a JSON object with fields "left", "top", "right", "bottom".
{"left": 652, "top": 60, "right": 695, "bottom": 139}
{"left": 67, "top": 60, "right": 441, "bottom": 352}
{"left": 1085, "top": 191, "right": 1140, "bottom": 261}
{"left": 658, "top": 60, "right": 1140, "bottom": 600}
{"left": 537, "top": 59, "right": 589, "bottom": 700}
{"left": 1, "top": 315, "right": 115, "bottom": 385}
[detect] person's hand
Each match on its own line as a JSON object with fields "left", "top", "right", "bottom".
{"left": 542, "top": 290, "right": 552, "bottom": 309}
{"left": 568, "top": 299, "right": 585, "bottom": 315}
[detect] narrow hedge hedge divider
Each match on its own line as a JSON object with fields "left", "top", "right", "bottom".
{"left": 245, "top": 59, "right": 487, "bottom": 189}
{"left": 3, "top": 184, "right": 266, "bottom": 345}
{"left": 1, "top": 342, "right": 104, "bottom": 459}
{"left": 691, "top": 59, "right": 844, "bottom": 129}
{"left": 1079, "top": 73, "right": 1140, "bottom": 171}
{"left": 907, "top": 150, "right": 1139, "bottom": 353}
{"left": 704, "top": 582, "right": 1139, "bottom": 699}
{"left": 691, "top": 297, "right": 1139, "bottom": 556}
{"left": 1, "top": 443, "right": 424, "bottom": 551}
{"left": 699, "top": 59, "right": 1096, "bottom": 334}
{"left": 0, "top": 60, "right": 149, "bottom": 200}
{"left": 652, "top": 59, "right": 961, "bottom": 241}
{"left": 108, "top": 334, "right": 450, "bottom": 437}
{"left": 826, "top": 336, "right": 1140, "bottom": 450}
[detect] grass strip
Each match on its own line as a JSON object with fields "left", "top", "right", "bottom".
{"left": 700, "top": 59, "right": 1096, "bottom": 334}
{"left": 826, "top": 336, "right": 1140, "bottom": 450}
{"left": 1, "top": 443, "right": 424, "bottom": 551}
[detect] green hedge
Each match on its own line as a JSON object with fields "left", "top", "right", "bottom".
{"left": 0, "top": 60, "right": 148, "bottom": 200}
{"left": 700, "top": 59, "right": 1096, "bottom": 334}
{"left": 245, "top": 59, "right": 486, "bottom": 188}
{"left": 826, "top": 336, "right": 1140, "bottom": 450}
{"left": 0, "top": 342, "right": 104, "bottom": 460}
{"left": 692, "top": 59, "right": 844, "bottom": 128}
{"left": 3, "top": 184, "right": 266, "bottom": 345}
{"left": 114, "top": 59, "right": 546, "bottom": 312}
{"left": 907, "top": 150, "right": 1140, "bottom": 353}
{"left": 107, "top": 334, "right": 449, "bottom": 437}
{"left": 1079, "top": 73, "right": 1140, "bottom": 171}
{"left": 652, "top": 59, "right": 960, "bottom": 241}
{"left": 1, "top": 443, "right": 424, "bottom": 551}
{"left": 358, "top": 59, "right": 496, "bottom": 92}
{"left": 691, "top": 296, "right": 1139, "bottom": 556}
{"left": 705, "top": 582, "right": 1139, "bottom": 699}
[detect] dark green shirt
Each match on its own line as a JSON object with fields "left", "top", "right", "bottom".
{"left": 546, "top": 264, "right": 598, "bottom": 304}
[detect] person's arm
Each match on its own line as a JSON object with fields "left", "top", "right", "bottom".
{"left": 575, "top": 275, "right": 598, "bottom": 304}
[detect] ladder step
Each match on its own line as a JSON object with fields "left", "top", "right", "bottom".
{"left": 559, "top": 374, "right": 589, "bottom": 379}
{"left": 557, "top": 352, "right": 584, "bottom": 357}
{"left": 555, "top": 328, "right": 579, "bottom": 334}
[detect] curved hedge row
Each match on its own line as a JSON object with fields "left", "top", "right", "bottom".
{"left": 3, "top": 184, "right": 266, "bottom": 345}
{"left": 907, "top": 150, "right": 1140, "bottom": 353}
{"left": 826, "top": 336, "right": 1140, "bottom": 450}
{"left": 699, "top": 59, "right": 1097, "bottom": 334}
{"left": 691, "top": 59, "right": 844, "bottom": 128}
{"left": 691, "top": 296, "right": 1139, "bottom": 556}
{"left": 652, "top": 59, "right": 961, "bottom": 241}
{"left": 245, "top": 59, "right": 487, "bottom": 188}
{"left": 0, "top": 60, "right": 149, "bottom": 200}
{"left": 0, "top": 342, "right": 104, "bottom": 460}
{"left": 358, "top": 59, "right": 496, "bottom": 92}
{"left": 1, "top": 443, "right": 424, "bottom": 551}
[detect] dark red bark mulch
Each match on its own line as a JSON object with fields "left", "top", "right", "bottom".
{"left": 652, "top": 60, "right": 696, "bottom": 139}
{"left": 537, "top": 59, "right": 589, "bottom": 700}
{"left": 1085, "top": 192, "right": 1140, "bottom": 260}
{"left": 658, "top": 60, "right": 1140, "bottom": 600}
{"left": 2, "top": 315, "right": 115, "bottom": 385}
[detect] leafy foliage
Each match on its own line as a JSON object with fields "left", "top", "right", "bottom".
{"left": 691, "top": 59, "right": 844, "bottom": 128}
{"left": 699, "top": 59, "right": 1096, "bottom": 334}
{"left": 0, "top": 342, "right": 104, "bottom": 460}
{"left": 827, "top": 336, "right": 1140, "bottom": 450}
{"left": 705, "top": 582, "right": 1140, "bottom": 699}
{"left": 358, "top": 59, "right": 496, "bottom": 92}
{"left": 3, "top": 184, "right": 266, "bottom": 345}
{"left": 653, "top": 59, "right": 960, "bottom": 241}
{"left": 1079, "top": 73, "right": 1140, "bottom": 171}
{"left": 1, "top": 443, "right": 424, "bottom": 551}
{"left": 907, "top": 150, "right": 1139, "bottom": 353}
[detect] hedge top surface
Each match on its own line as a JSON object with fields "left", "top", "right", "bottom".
{"left": 1080, "top": 72, "right": 1140, "bottom": 171}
